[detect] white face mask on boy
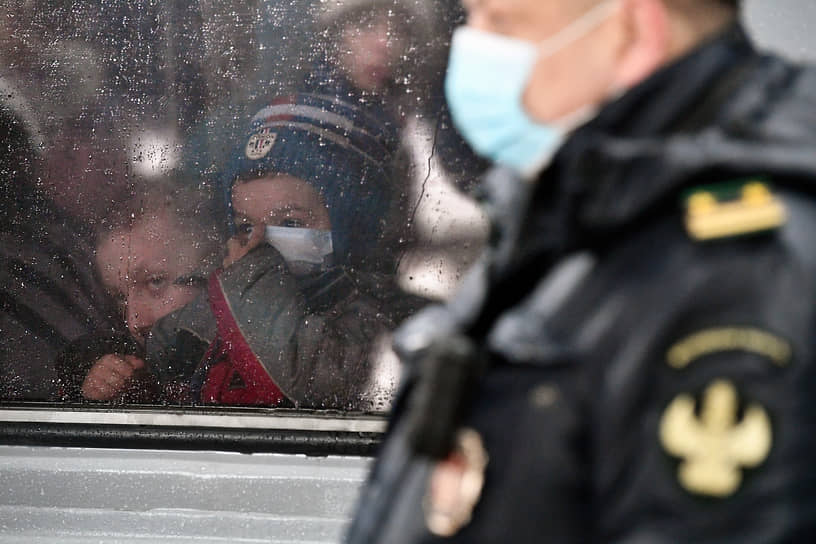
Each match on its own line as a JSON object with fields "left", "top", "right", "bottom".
{"left": 264, "top": 226, "right": 334, "bottom": 275}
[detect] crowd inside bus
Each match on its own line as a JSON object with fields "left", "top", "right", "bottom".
{"left": 0, "top": 0, "right": 483, "bottom": 410}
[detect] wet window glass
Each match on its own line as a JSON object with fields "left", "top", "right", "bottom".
{"left": 0, "top": 0, "right": 489, "bottom": 413}
{"left": 1, "top": 1, "right": 812, "bottom": 414}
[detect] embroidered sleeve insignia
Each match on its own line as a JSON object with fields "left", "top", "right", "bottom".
{"left": 666, "top": 327, "right": 791, "bottom": 369}
{"left": 659, "top": 379, "right": 772, "bottom": 498}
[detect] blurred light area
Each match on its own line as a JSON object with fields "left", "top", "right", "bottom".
{"left": 398, "top": 246, "right": 481, "bottom": 301}
{"left": 367, "top": 334, "right": 400, "bottom": 413}
{"left": 405, "top": 118, "right": 489, "bottom": 244}
{"left": 131, "top": 129, "right": 183, "bottom": 178}
{"left": 398, "top": 118, "right": 489, "bottom": 301}
{"left": 744, "top": 0, "right": 816, "bottom": 61}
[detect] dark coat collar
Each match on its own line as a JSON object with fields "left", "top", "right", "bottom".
{"left": 456, "top": 24, "right": 816, "bottom": 336}
{"left": 522, "top": 23, "right": 816, "bottom": 251}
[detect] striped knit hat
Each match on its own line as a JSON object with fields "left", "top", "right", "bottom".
{"left": 222, "top": 93, "right": 399, "bottom": 269}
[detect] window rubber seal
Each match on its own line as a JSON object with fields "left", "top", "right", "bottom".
{"left": 0, "top": 404, "right": 387, "bottom": 456}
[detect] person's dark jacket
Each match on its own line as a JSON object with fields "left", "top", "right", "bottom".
{"left": 348, "top": 24, "right": 816, "bottom": 543}
{"left": 0, "top": 105, "right": 120, "bottom": 401}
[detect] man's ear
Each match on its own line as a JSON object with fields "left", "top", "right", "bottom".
{"left": 610, "top": 0, "right": 672, "bottom": 90}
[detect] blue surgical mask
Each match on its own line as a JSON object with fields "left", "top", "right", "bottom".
{"left": 264, "top": 226, "right": 334, "bottom": 275}
{"left": 445, "top": 0, "right": 619, "bottom": 178}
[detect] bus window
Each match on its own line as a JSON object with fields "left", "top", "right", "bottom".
{"left": 0, "top": 0, "right": 488, "bottom": 418}
{"left": 0, "top": 0, "right": 812, "bottom": 441}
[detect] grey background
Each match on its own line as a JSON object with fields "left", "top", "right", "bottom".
{"left": 745, "top": 0, "right": 816, "bottom": 61}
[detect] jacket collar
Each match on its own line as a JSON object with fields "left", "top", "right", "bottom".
{"left": 523, "top": 22, "right": 816, "bottom": 248}
{"left": 580, "top": 23, "right": 754, "bottom": 138}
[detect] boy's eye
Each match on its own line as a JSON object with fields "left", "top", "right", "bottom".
{"left": 280, "top": 218, "right": 304, "bottom": 228}
{"left": 236, "top": 223, "right": 255, "bottom": 239}
{"left": 147, "top": 275, "right": 168, "bottom": 294}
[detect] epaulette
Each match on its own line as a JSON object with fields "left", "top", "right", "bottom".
{"left": 683, "top": 180, "right": 787, "bottom": 241}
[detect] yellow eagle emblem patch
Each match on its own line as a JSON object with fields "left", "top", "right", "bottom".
{"left": 660, "top": 379, "right": 772, "bottom": 498}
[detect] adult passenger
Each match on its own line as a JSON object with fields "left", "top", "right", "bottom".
{"left": 0, "top": 104, "right": 120, "bottom": 400}
{"left": 349, "top": 0, "right": 816, "bottom": 542}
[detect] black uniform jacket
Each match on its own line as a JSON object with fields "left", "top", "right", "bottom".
{"left": 348, "top": 25, "right": 816, "bottom": 543}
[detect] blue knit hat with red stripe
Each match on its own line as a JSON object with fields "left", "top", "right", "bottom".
{"left": 222, "top": 93, "right": 399, "bottom": 269}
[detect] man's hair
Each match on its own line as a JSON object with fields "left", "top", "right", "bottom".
{"left": 665, "top": 0, "right": 740, "bottom": 12}
{"left": 661, "top": 0, "right": 739, "bottom": 37}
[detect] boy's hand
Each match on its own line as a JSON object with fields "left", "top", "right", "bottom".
{"left": 81, "top": 354, "right": 146, "bottom": 401}
{"left": 224, "top": 224, "right": 265, "bottom": 268}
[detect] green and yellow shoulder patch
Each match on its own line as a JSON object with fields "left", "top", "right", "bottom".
{"left": 683, "top": 179, "right": 786, "bottom": 241}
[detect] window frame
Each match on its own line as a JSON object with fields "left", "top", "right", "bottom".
{"left": 0, "top": 404, "right": 387, "bottom": 456}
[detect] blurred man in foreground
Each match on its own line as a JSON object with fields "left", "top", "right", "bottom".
{"left": 348, "top": 0, "right": 816, "bottom": 542}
